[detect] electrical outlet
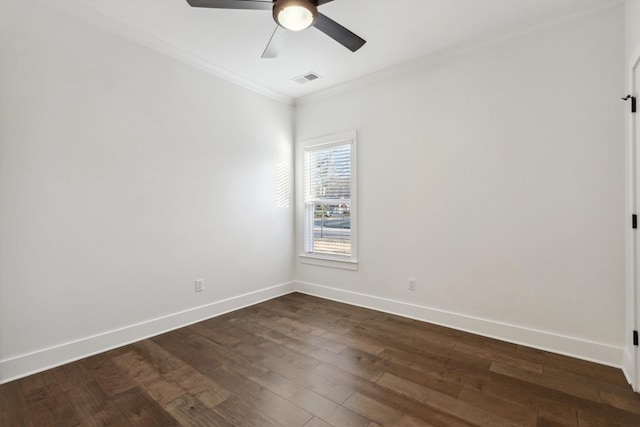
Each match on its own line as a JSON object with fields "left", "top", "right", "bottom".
{"left": 408, "top": 278, "right": 416, "bottom": 291}
{"left": 195, "top": 279, "right": 204, "bottom": 292}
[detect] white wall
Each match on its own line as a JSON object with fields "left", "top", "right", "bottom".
{"left": 295, "top": 5, "right": 625, "bottom": 365}
{"left": 0, "top": 2, "right": 294, "bottom": 381}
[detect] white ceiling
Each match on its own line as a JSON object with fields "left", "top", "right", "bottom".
{"left": 50, "top": 0, "right": 618, "bottom": 100}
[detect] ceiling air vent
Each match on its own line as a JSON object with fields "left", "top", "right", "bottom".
{"left": 293, "top": 72, "right": 321, "bottom": 84}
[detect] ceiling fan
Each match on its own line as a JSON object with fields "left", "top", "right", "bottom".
{"left": 186, "top": 0, "right": 366, "bottom": 58}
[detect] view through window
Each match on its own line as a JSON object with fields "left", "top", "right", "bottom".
{"left": 304, "top": 139, "right": 354, "bottom": 258}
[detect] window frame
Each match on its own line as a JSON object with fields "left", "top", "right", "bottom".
{"left": 300, "top": 131, "right": 358, "bottom": 270}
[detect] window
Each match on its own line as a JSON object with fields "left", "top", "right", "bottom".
{"left": 302, "top": 132, "right": 357, "bottom": 268}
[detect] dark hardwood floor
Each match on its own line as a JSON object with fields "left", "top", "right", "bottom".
{"left": 1, "top": 292, "right": 639, "bottom": 426}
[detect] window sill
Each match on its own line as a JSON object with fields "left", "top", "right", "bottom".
{"left": 299, "top": 254, "right": 359, "bottom": 271}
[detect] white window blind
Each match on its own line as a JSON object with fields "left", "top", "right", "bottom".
{"left": 304, "top": 141, "right": 353, "bottom": 257}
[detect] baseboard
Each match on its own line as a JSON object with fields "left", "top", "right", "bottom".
{"left": 294, "top": 281, "right": 623, "bottom": 369}
{"left": 0, "top": 282, "right": 295, "bottom": 384}
{"left": 1, "top": 280, "right": 625, "bottom": 384}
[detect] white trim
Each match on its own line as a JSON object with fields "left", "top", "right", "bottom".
{"left": 632, "top": 41, "right": 640, "bottom": 72}
{"left": 301, "top": 131, "right": 358, "bottom": 264}
{"left": 625, "top": 38, "right": 640, "bottom": 391}
{"left": 0, "top": 280, "right": 626, "bottom": 384}
{"left": 302, "top": 131, "right": 358, "bottom": 150}
{"left": 44, "top": 1, "right": 293, "bottom": 105}
{"left": 41, "top": 0, "right": 620, "bottom": 104}
{"left": 295, "top": 1, "right": 623, "bottom": 106}
{"left": 293, "top": 281, "right": 623, "bottom": 368}
{"left": 624, "top": 348, "right": 635, "bottom": 387}
{"left": 0, "top": 282, "right": 294, "bottom": 384}
{"left": 299, "top": 254, "right": 358, "bottom": 271}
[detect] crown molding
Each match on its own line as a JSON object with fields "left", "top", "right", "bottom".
{"left": 41, "top": 0, "right": 622, "bottom": 108}
{"left": 45, "top": 1, "right": 294, "bottom": 106}
{"left": 295, "top": 0, "right": 624, "bottom": 106}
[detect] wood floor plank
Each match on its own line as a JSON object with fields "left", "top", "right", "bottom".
{"left": 64, "top": 380, "right": 134, "bottom": 427}
{"left": 211, "top": 396, "right": 288, "bottom": 427}
{"left": 376, "top": 372, "right": 524, "bottom": 427}
{"left": 208, "top": 365, "right": 314, "bottom": 427}
{"left": 49, "top": 360, "right": 94, "bottom": 393}
{"left": 273, "top": 315, "right": 328, "bottom": 337}
{"left": 297, "top": 313, "right": 355, "bottom": 335}
{"left": 1, "top": 293, "right": 638, "bottom": 426}
{"left": 313, "top": 361, "right": 475, "bottom": 427}
{"left": 599, "top": 386, "right": 640, "bottom": 414}
{"left": 233, "top": 315, "right": 383, "bottom": 381}
{"left": 110, "top": 386, "right": 179, "bottom": 426}
{"left": 343, "top": 392, "right": 425, "bottom": 426}
{"left": 63, "top": 380, "right": 109, "bottom": 421}
{"left": 17, "top": 367, "right": 57, "bottom": 396}
{"left": 318, "top": 404, "right": 375, "bottom": 427}
{"left": 23, "top": 383, "right": 81, "bottom": 427}
{"left": 188, "top": 323, "right": 242, "bottom": 348}
{"left": 377, "top": 346, "right": 448, "bottom": 374}
{"left": 349, "top": 319, "right": 493, "bottom": 371}
{"left": 238, "top": 311, "right": 348, "bottom": 354}
{"left": 164, "top": 366, "right": 230, "bottom": 408}
{"left": 0, "top": 380, "right": 32, "bottom": 427}
{"left": 574, "top": 397, "right": 640, "bottom": 426}
{"left": 490, "top": 361, "right": 601, "bottom": 402}
{"left": 341, "top": 347, "right": 462, "bottom": 397}
{"left": 322, "top": 330, "right": 386, "bottom": 356}
{"left": 536, "top": 414, "right": 573, "bottom": 427}
{"left": 75, "top": 405, "right": 133, "bottom": 427}
{"left": 133, "top": 340, "right": 188, "bottom": 376}
{"left": 133, "top": 338, "right": 231, "bottom": 409}
{"left": 453, "top": 341, "right": 544, "bottom": 374}
{"left": 163, "top": 393, "right": 233, "bottom": 427}
{"left": 251, "top": 352, "right": 355, "bottom": 404}
{"left": 457, "top": 385, "right": 538, "bottom": 425}
{"left": 113, "top": 351, "right": 161, "bottom": 384}
{"left": 478, "top": 371, "right": 580, "bottom": 426}
{"left": 249, "top": 370, "right": 371, "bottom": 426}
{"left": 302, "top": 417, "right": 334, "bottom": 427}
{"left": 250, "top": 370, "right": 340, "bottom": 419}
{"left": 151, "top": 331, "right": 224, "bottom": 377}
{"left": 257, "top": 340, "right": 325, "bottom": 371}
{"left": 516, "top": 345, "right": 630, "bottom": 388}
{"left": 112, "top": 348, "right": 185, "bottom": 406}
{"left": 187, "top": 333, "right": 267, "bottom": 378}
{"left": 82, "top": 355, "right": 138, "bottom": 397}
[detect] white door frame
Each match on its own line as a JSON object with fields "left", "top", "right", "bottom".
{"left": 626, "top": 42, "right": 640, "bottom": 392}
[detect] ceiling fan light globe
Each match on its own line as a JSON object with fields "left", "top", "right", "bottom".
{"left": 273, "top": 0, "right": 317, "bottom": 32}
{"left": 279, "top": 6, "right": 313, "bottom": 31}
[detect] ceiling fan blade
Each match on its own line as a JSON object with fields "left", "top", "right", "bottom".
{"left": 262, "top": 26, "right": 289, "bottom": 58}
{"left": 313, "top": 13, "right": 366, "bottom": 52}
{"left": 317, "top": 0, "right": 334, "bottom": 5}
{"left": 187, "top": 0, "right": 273, "bottom": 10}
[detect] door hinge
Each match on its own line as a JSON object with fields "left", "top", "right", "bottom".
{"left": 622, "top": 95, "right": 637, "bottom": 113}
{"left": 634, "top": 330, "right": 639, "bottom": 346}
{"left": 633, "top": 214, "right": 637, "bottom": 229}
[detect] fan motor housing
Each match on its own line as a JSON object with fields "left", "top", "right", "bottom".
{"left": 273, "top": 0, "right": 318, "bottom": 31}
